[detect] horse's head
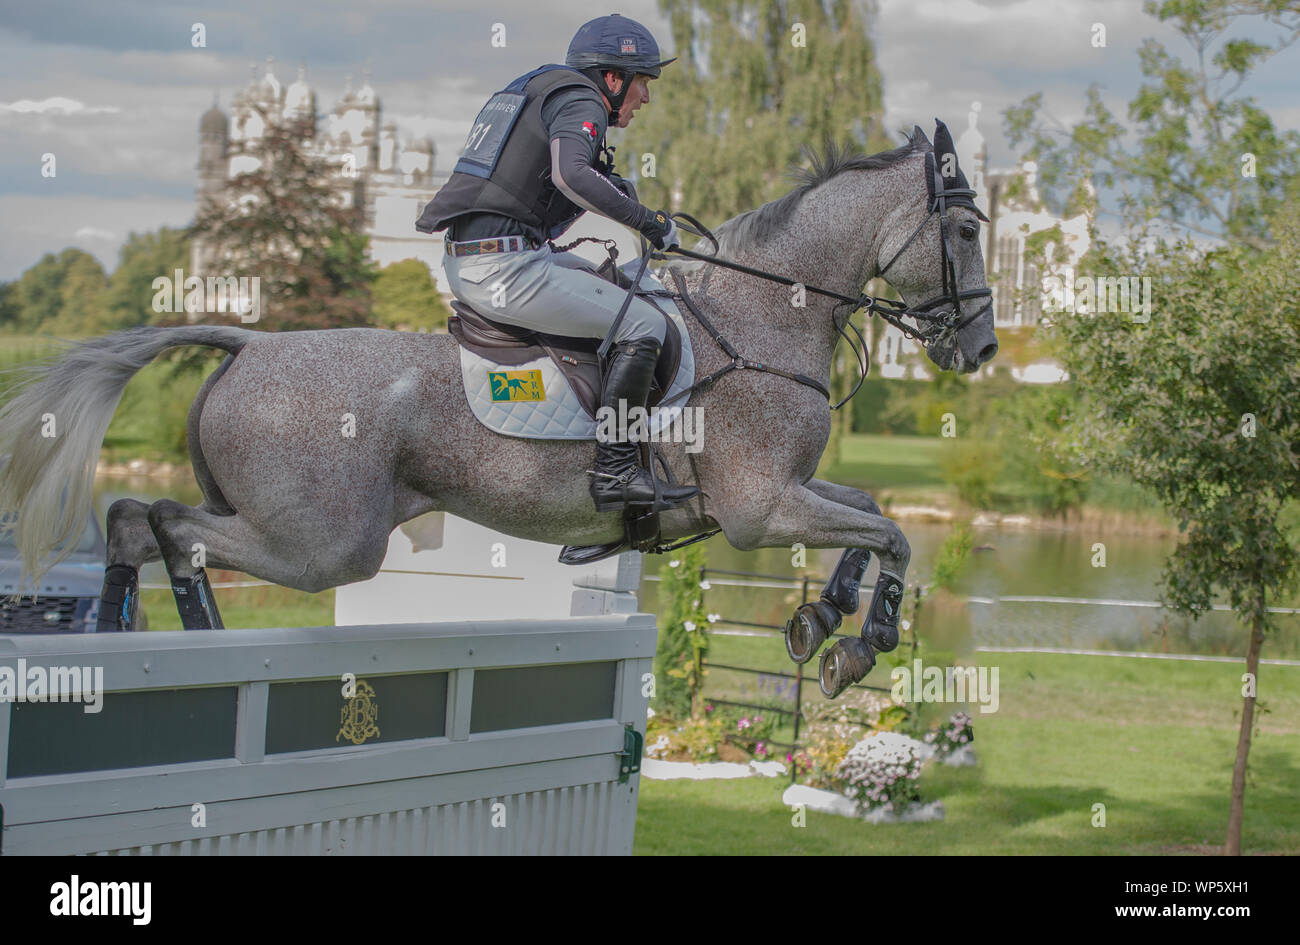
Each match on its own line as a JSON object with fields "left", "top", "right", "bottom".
{"left": 873, "top": 121, "right": 998, "bottom": 374}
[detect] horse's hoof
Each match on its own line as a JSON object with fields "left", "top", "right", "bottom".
{"left": 818, "top": 637, "right": 875, "bottom": 699}
{"left": 866, "top": 622, "right": 900, "bottom": 653}
{"left": 785, "top": 600, "right": 842, "bottom": 664}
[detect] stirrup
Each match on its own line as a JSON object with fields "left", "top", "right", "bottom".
{"left": 558, "top": 539, "right": 629, "bottom": 566}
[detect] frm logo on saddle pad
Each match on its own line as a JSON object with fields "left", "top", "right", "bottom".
{"left": 489, "top": 369, "right": 546, "bottom": 402}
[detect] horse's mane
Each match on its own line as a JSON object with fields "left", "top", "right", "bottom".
{"left": 705, "top": 133, "right": 922, "bottom": 256}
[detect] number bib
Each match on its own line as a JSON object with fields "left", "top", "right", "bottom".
{"left": 452, "top": 91, "right": 528, "bottom": 179}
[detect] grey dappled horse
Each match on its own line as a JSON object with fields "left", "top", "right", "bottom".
{"left": 0, "top": 125, "right": 996, "bottom": 697}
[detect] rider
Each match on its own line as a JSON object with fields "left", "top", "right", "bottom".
{"left": 416, "top": 13, "right": 700, "bottom": 516}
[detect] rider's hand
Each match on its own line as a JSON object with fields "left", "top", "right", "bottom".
{"left": 642, "top": 210, "right": 680, "bottom": 251}
{"left": 609, "top": 174, "right": 638, "bottom": 203}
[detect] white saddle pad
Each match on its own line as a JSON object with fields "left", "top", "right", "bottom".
{"left": 457, "top": 269, "right": 696, "bottom": 441}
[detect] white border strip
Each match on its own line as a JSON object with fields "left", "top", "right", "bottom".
{"left": 974, "top": 645, "right": 1300, "bottom": 666}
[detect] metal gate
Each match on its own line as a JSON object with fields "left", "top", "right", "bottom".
{"left": 0, "top": 614, "right": 655, "bottom": 855}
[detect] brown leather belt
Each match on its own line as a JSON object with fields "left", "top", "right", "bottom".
{"left": 444, "top": 235, "right": 533, "bottom": 257}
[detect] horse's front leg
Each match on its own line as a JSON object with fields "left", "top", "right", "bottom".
{"left": 724, "top": 483, "right": 910, "bottom": 697}
{"left": 783, "top": 478, "right": 883, "bottom": 664}
{"left": 804, "top": 477, "right": 906, "bottom": 653}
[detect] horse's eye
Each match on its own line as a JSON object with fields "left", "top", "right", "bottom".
{"left": 959, "top": 223, "right": 978, "bottom": 241}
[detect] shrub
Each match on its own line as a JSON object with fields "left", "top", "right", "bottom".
{"left": 923, "top": 711, "right": 975, "bottom": 759}
{"left": 833, "top": 732, "right": 925, "bottom": 815}
{"left": 940, "top": 437, "right": 1004, "bottom": 508}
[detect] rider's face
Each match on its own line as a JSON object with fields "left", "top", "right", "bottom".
{"left": 605, "top": 73, "right": 654, "bottom": 129}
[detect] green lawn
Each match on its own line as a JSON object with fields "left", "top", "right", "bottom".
{"left": 824, "top": 433, "right": 948, "bottom": 492}
{"left": 636, "top": 650, "right": 1300, "bottom": 855}
{"left": 138, "top": 579, "right": 334, "bottom": 630}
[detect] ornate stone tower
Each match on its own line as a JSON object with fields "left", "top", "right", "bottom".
{"left": 193, "top": 95, "right": 230, "bottom": 275}
{"left": 195, "top": 60, "right": 451, "bottom": 299}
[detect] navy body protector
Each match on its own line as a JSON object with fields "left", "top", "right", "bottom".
{"left": 415, "top": 65, "right": 610, "bottom": 243}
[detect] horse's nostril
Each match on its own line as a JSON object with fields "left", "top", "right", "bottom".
{"left": 979, "top": 343, "right": 998, "bottom": 364}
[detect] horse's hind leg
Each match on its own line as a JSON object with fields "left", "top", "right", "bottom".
{"left": 146, "top": 498, "right": 383, "bottom": 629}
{"left": 147, "top": 499, "right": 228, "bottom": 630}
{"left": 96, "top": 498, "right": 161, "bottom": 632}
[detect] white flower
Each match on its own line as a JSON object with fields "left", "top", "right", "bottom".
{"left": 684, "top": 621, "right": 696, "bottom": 632}
{"left": 699, "top": 580, "right": 712, "bottom": 590}
{"left": 707, "top": 613, "right": 720, "bottom": 623}
{"left": 644, "top": 734, "right": 671, "bottom": 758}
{"left": 646, "top": 706, "right": 656, "bottom": 719}
{"left": 668, "top": 560, "right": 681, "bottom": 568}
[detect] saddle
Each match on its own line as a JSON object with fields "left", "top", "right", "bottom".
{"left": 444, "top": 264, "right": 706, "bottom": 566}
{"left": 446, "top": 296, "right": 683, "bottom": 421}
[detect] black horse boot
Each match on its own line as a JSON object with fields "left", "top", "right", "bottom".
{"left": 588, "top": 337, "right": 699, "bottom": 513}
{"left": 860, "top": 570, "right": 905, "bottom": 652}
{"left": 822, "top": 547, "right": 873, "bottom": 614}
{"left": 785, "top": 548, "right": 872, "bottom": 663}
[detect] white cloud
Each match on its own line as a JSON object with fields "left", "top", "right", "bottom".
{"left": 73, "top": 226, "right": 117, "bottom": 240}
{"left": 0, "top": 97, "right": 121, "bottom": 115}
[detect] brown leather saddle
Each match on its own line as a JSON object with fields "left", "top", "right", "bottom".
{"left": 447, "top": 295, "right": 683, "bottom": 420}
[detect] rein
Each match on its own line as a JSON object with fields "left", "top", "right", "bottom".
{"left": 650, "top": 200, "right": 989, "bottom": 411}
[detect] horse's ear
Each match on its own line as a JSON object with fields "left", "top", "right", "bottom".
{"left": 933, "top": 118, "right": 956, "bottom": 155}
{"left": 909, "top": 124, "right": 932, "bottom": 151}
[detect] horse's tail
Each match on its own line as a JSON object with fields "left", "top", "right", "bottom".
{"left": 0, "top": 325, "right": 255, "bottom": 589}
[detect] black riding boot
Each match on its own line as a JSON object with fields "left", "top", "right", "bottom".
{"left": 589, "top": 337, "right": 700, "bottom": 513}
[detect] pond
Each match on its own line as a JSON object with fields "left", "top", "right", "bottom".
{"left": 636, "top": 522, "right": 1300, "bottom": 659}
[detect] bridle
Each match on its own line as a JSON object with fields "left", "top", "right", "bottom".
{"left": 592, "top": 147, "right": 993, "bottom": 411}
{"left": 873, "top": 148, "right": 993, "bottom": 349}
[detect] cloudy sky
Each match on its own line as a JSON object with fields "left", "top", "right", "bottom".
{"left": 1, "top": 0, "right": 1296, "bottom": 280}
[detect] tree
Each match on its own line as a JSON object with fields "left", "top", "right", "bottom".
{"left": 187, "top": 105, "right": 376, "bottom": 333}
{"left": 621, "top": 0, "right": 888, "bottom": 225}
{"left": 104, "top": 227, "right": 192, "bottom": 330}
{"left": 0, "top": 281, "right": 19, "bottom": 331}
{"left": 50, "top": 252, "right": 110, "bottom": 335}
{"left": 7, "top": 249, "right": 108, "bottom": 336}
{"left": 1005, "top": 2, "right": 1300, "bottom": 852}
{"left": 1006, "top": 0, "right": 1300, "bottom": 248}
{"left": 1060, "top": 225, "right": 1299, "bottom": 855}
{"left": 372, "top": 259, "right": 451, "bottom": 331}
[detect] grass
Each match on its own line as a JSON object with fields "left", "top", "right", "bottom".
{"left": 636, "top": 647, "right": 1300, "bottom": 855}
{"left": 824, "top": 433, "right": 949, "bottom": 491}
{"left": 138, "top": 576, "right": 334, "bottom": 630}
{"left": 822, "top": 432, "right": 1182, "bottom": 527}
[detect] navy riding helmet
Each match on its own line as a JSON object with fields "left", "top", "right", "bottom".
{"left": 565, "top": 14, "right": 676, "bottom": 119}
